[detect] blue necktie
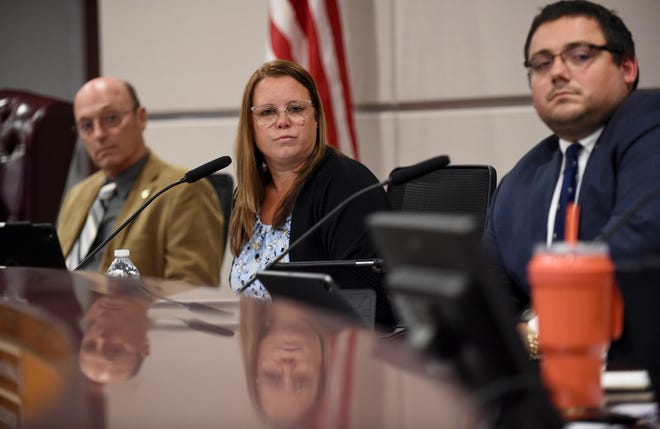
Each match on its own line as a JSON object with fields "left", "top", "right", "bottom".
{"left": 553, "top": 143, "right": 582, "bottom": 242}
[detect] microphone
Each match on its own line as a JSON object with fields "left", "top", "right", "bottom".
{"left": 184, "top": 156, "right": 232, "bottom": 183}
{"left": 74, "top": 156, "right": 232, "bottom": 271}
{"left": 388, "top": 155, "right": 450, "bottom": 186}
{"left": 597, "top": 187, "right": 660, "bottom": 242}
{"left": 237, "top": 155, "right": 451, "bottom": 293}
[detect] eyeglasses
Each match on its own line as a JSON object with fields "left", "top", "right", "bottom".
{"left": 81, "top": 338, "right": 136, "bottom": 361}
{"left": 251, "top": 100, "right": 314, "bottom": 128}
{"left": 76, "top": 108, "right": 137, "bottom": 136}
{"left": 256, "top": 373, "right": 313, "bottom": 393}
{"left": 524, "top": 43, "right": 621, "bottom": 76}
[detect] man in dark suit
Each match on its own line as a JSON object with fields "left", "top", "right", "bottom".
{"left": 484, "top": 1, "right": 660, "bottom": 317}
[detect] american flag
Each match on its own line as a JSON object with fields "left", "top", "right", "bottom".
{"left": 267, "top": 0, "right": 358, "bottom": 159}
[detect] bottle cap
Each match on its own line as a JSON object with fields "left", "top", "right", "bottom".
{"left": 114, "top": 249, "right": 130, "bottom": 258}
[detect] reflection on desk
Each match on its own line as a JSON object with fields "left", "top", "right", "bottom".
{"left": 0, "top": 294, "right": 74, "bottom": 427}
{"left": 601, "top": 370, "right": 658, "bottom": 427}
{"left": 0, "top": 267, "right": 480, "bottom": 428}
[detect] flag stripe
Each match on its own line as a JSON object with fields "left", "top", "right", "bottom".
{"left": 268, "top": 0, "right": 358, "bottom": 159}
{"left": 309, "top": 0, "right": 355, "bottom": 157}
{"left": 268, "top": 1, "right": 307, "bottom": 62}
{"left": 269, "top": 21, "right": 295, "bottom": 60}
{"left": 321, "top": 328, "right": 358, "bottom": 427}
{"left": 324, "top": 0, "right": 358, "bottom": 156}
{"left": 303, "top": 11, "right": 341, "bottom": 158}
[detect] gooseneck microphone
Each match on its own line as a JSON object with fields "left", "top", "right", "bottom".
{"left": 74, "top": 155, "right": 232, "bottom": 271}
{"left": 597, "top": 186, "right": 660, "bottom": 242}
{"left": 184, "top": 156, "right": 232, "bottom": 183}
{"left": 388, "top": 155, "right": 450, "bottom": 186}
{"left": 237, "top": 155, "right": 451, "bottom": 293}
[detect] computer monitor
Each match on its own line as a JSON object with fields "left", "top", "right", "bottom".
{"left": 256, "top": 270, "right": 368, "bottom": 326}
{"left": 614, "top": 256, "right": 660, "bottom": 406}
{"left": 0, "top": 222, "right": 66, "bottom": 268}
{"left": 367, "top": 212, "right": 562, "bottom": 428}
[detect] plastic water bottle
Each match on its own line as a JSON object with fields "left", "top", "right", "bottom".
{"left": 106, "top": 249, "right": 140, "bottom": 279}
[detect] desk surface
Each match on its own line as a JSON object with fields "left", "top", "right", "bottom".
{"left": 0, "top": 267, "right": 479, "bottom": 429}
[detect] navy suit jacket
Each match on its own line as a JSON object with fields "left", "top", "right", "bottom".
{"left": 484, "top": 90, "right": 660, "bottom": 313}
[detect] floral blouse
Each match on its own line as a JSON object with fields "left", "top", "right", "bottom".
{"left": 229, "top": 214, "right": 291, "bottom": 299}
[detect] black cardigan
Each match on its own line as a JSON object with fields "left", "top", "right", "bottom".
{"left": 288, "top": 148, "right": 391, "bottom": 262}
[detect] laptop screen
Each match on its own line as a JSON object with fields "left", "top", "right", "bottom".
{"left": 0, "top": 222, "right": 66, "bottom": 269}
{"left": 268, "top": 259, "right": 397, "bottom": 331}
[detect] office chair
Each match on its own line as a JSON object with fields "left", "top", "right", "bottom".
{"left": 383, "top": 164, "right": 497, "bottom": 334}
{"left": 387, "top": 164, "right": 497, "bottom": 235}
{"left": 0, "top": 89, "right": 77, "bottom": 223}
{"left": 206, "top": 173, "right": 234, "bottom": 249}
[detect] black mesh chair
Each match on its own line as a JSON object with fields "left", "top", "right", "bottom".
{"left": 387, "top": 164, "right": 497, "bottom": 236}
{"left": 207, "top": 173, "right": 234, "bottom": 249}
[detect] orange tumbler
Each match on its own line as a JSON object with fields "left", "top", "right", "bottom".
{"left": 527, "top": 242, "right": 623, "bottom": 415}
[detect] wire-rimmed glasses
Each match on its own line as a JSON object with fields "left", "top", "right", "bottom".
{"left": 76, "top": 108, "right": 137, "bottom": 136}
{"left": 251, "top": 100, "right": 314, "bottom": 127}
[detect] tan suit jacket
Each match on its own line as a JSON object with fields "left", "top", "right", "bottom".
{"left": 58, "top": 152, "right": 224, "bottom": 286}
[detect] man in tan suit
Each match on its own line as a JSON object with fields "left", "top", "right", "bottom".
{"left": 58, "top": 77, "right": 224, "bottom": 286}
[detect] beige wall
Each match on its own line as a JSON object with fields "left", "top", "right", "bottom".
{"left": 99, "top": 0, "right": 660, "bottom": 178}
{"left": 97, "top": 2, "right": 660, "bottom": 422}
{"left": 98, "top": 0, "right": 660, "bottom": 283}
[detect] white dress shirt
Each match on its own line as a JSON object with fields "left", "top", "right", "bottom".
{"left": 546, "top": 127, "right": 603, "bottom": 245}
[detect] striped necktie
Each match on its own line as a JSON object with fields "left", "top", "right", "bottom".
{"left": 553, "top": 143, "right": 582, "bottom": 242}
{"left": 66, "top": 182, "right": 117, "bottom": 270}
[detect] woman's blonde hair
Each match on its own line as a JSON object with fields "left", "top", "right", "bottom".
{"left": 239, "top": 298, "right": 329, "bottom": 428}
{"left": 229, "top": 59, "right": 334, "bottom": 256}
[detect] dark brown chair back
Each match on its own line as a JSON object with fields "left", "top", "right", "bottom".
{"left": 0, "top": 89, "right": 77, "bottom": 223}
{"left": 206, "top": 173, "right": 234, "bottom": 250}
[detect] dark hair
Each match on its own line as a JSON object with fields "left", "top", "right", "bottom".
{"left": 124, "top": 80, "right": 142, "bottom": 109}
{"left": 524, "top": 0, "right": 638, "bottom": 89}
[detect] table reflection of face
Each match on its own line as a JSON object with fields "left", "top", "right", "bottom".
{"left": 256, "top": 303, "right": 324, "bottom": 427}
{"left": 79, "top": 295, "right": 150, "bottom": 383}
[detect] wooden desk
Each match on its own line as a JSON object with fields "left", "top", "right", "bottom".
{"left": 0, "top": 267, "right": 479, "bottom": 428}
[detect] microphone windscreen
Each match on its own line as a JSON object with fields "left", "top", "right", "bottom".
{"left": 388, "top": 155, "right": 450, "bottom": 185}
{"left": 184, "top": 156, "right": 232, "bottom": 183}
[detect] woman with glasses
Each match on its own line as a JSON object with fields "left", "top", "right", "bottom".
{"left": 229, "top": 60, "right": 390, "bottom": 299}
{"left": 239, "top": 297, "right": 331, "bottom": 428}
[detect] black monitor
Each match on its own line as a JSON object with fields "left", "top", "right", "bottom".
{"left": 367, "top": 212, "right": 562, "bottom": 428}
{"left": 613, "top": 256, "right": 660, "bottom": 406}
{"left": 268, "top": 259, "right": 396, "bottom": 331}
{"left": 0, "top": 221, "right": 66, "bottom": 269}
{"left": 256, "top": 270, "right": 368, "bottom": 326}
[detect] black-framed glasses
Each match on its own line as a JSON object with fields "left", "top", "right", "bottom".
{"left": 251, "top": 100, "right": 313, "bottom": 128}
{"left": 76, "top": 108, "right": 137, "bottom": 137}
{"left": 524, "top": 43, "right": 622, "bottom": 76}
